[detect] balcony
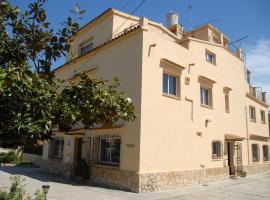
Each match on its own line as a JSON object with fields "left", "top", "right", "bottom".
{"left": 248, "top": 86, "right": 267, "bottom": 104}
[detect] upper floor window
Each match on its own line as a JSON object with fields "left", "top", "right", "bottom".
{"left": 200, "top": 87, "right": 212, "bottom": 106}
{"left": 206, "top": 50, "right": 216, "bottom": 64}
{"left": 223, "top": 87, "right": 231, "bottom": 113}
{"left": 263, "top": 145, "right": 269, "bottom": 161}
{"left": 198, "top": 76, "right": 215, "bottom": 108}
{"left": 249, "top": 106, "right": 256, "bottom": 122}
{"left": 99, "top": 137, "right": 120, "bottom": 165}
{"left": 224, "top": 94, "right": 230, "bottom": 113}
{"left": 261, "top": 110, "right": 266, "bottom": 124}
{"left": 163, "top": 73, "right": 177, "bottom": 96}
{"left": 81, "top": 42, "right": 93, "bottom": 56}
{"left": 212, "top": 141, "right": 222, "bottom": 159}
{"left": 252, "top": 144, "right": 259, "bottom": 162}
{"left": 50, "top": 137, "right": 64, "bottom": 159}
{"left": 161, "top": 59, "right": 184, "bottom": 99}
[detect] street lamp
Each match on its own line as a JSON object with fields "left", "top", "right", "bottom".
{"left": 42, "top": 185, "right": 50, "bottom": 200}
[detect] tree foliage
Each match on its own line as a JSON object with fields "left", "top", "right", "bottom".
{"left": 55, "top": 73, "right": 136, "bottom": 132}
{"left": 0, "top": 0, "right": 79, "bottom": 77}
{"left": 0, "top": 64, "right": 56, "bottom": 143}
{"left": 0, "top": 0, "right": 136, "bottom": 145}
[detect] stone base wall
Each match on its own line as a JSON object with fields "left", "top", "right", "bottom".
{"left": 22, "top": 153, "right": 42, "bottom": 166}
{"left": 243, "top": 163, "right": 270, "bottom": 175}
{"left": 138, "top": 167, "right": 229, "bottom": 192}
{"left": 90, "top": 165, "right": 139, "bottom": 192}
{"left": 89, "top": 166, "right": 228, "bottom": 193}
{"left": 39, "top": 159, "right": 73, "bottom": 177}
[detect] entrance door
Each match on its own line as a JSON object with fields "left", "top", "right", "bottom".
{"left": 227, "top": 142, "right": 235, "bottom": 175}
{"left": 74, "top": 138, "right": 91, "bottom": 179}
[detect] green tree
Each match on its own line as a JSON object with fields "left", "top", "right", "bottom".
{"left": 0, "top": 0, "right": 79, "bottom": 77}
{"left": 0, "top": 0, "right": 136, "bottom": 145}
{"left": 0, "top": 64, "right": 57, "bottom": 144}
{"left": 55, "top": 73, "right": 136, "bottom": 132}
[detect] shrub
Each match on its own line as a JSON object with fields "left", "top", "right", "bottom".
{"left": 0, "top": 151, "right": 20, "bottom": 164}
{"left": 75, "top": 159, "right": 89, "bottom": 180}
{"left": 0, "top": 176, "right": 44, "bottom": 200}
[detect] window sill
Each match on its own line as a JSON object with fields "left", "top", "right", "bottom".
{"left": 212, "top": 158, "right": 222, "bottom": 161}
{"left": 206, "top": 60, "right": 216, "bottom": 65}
{"left": 250, "top": 120, "right": 256, "bottom": 123}
{"left": 201, "top": 104, "right": 213, "bottom": 109}
{"left": 261, "top": 121, "right": 266, "bottom": 124}
{"left": 49, "top": 157, "right": 63, "bottom": 161}
{"left": 93, "top": 162, "right": 120, "bottom": 170}
{"left": 252, "top": 160, "right": 259, "bottom": 163}
{"left": 163, "top": 93, "right": 181, "bottom": 100}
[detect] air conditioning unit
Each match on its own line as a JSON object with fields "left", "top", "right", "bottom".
{"left": 185, "top": 76, "right": 191, "bottom": 85}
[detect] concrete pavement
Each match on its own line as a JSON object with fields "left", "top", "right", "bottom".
{"left": 0, "top": 166, "right": 270, "bottom": 200}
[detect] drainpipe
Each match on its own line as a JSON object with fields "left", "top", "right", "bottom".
{"left": 245, "top": 105, "right": 250, "bottom": 165}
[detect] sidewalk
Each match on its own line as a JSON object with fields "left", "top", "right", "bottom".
{"left": 0, "top": 166, "right": 270, "bottom": 200}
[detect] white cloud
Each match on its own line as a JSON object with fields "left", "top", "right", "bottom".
{"left": 246, "top": 39, "right": 270, "bottom": 104}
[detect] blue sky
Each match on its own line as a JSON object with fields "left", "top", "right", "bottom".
{"left": 10, "top": 0, "right": 270, "bottom": 100}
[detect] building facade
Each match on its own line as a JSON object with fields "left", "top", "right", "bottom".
{"left": 40, "top": 9, "right": 270, "bottom": 192}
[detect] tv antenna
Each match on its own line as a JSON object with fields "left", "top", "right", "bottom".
{"left": 230, "top": 36, "right": 248, "bottom": 48}
{"left": 188, "top": 5, "right": 193, "bottom": 31}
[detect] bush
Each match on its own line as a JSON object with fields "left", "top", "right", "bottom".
{"left": 0, "top": 151, "right": 20, "bottom": 164}
{"left": 75, "top": 159, "right": 89, "bottom": 180}
{"left": 0, "top": 176, "right": 44, "bottom": 200}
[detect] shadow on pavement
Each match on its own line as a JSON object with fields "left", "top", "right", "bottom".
{"left": 0, "top": 166, "right": 130, "bottom": 192}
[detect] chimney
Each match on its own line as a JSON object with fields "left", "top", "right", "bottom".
{"left": 166, "top": 12, "right": 184, "bottom": 37}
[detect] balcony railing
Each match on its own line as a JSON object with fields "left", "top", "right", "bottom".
{"left": 249, "top": 86, "right": 267, "bottom": 103}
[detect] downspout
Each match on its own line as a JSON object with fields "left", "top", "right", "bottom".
{"left": 244, "top": 105, "right": 250, "bottom": 165}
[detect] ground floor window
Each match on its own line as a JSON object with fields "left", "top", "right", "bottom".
{"left": 252, "top": 144, "right": 259, "bottom": 162}
{"left": 263, "top": 145, "right": 269, "bottom": 161}
{"left": 50, "top": 137, "right": 64, "bottom": 159}
{"left": 212, "top": 141, "right": 222, "bottom": 159}
{"left": 99, "top": 137, "right": 120, "bottom": 165}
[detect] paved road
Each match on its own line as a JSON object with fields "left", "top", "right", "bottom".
{"left": 0, "top": 166, "right": 270, "bottom": 200}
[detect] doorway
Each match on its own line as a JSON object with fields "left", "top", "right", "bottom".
{"left": 227, "top": 142, "right": 235, "bottom": 175}
{"left": 74, "top": 137, "right": 91, "bottom": 179}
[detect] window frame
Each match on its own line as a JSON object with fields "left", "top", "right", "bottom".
{"left": 205, "top": 49, "right": 216, "bottom": 65}
{"left": 260, "top": 110, "right": 266, "bottom": 124}
{"left": 50, "top": 137, "right": 64, "bottom": 159}
{"left": 163, "top": 73, "right": 178, "bottom": 97}
{"left": 224, "top": 93, "right": 230, "bottom": 113}
{"left": 80, "top": 41, "right": 94, "bottom": 56}
{"left": 249, "top": 106, "right": 256, "bottom": 122}
{"left": 200, "top": 85, "right": 213, "bottom": 108}
{"left": 98, "top": 137, "right": 121, "bottom": 165}
{"left": 212, "top": 141, "right": 222, "bottom": 159}
{"left": 252, "top": 144, "right": 260, "bottom": 162}
{"left": 263, "top": 145, "right": 269, "bottom": 161}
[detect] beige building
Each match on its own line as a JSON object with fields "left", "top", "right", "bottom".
{"left": 40, "top": 8, "right": 270, "bottom": 192}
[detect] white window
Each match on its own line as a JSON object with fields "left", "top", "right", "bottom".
{"left": 50, "top": 137, "right": 64, "bottom": 159}
{"left": 252, "top": 144, "right": 259, "bottom": 162}
{"left": 212, "top": 141, "right": 222, "bottom": 159}
{"left": 263, "top": 145, "right": 269, "bottom": 161}
{"left": 99, "top": 137, "right": 120, "bottom": 165}
{"left": 200, "top": 86, "right": 212, "bottom": 107}
{"left": 81, "top": 42, "right": 93, "bottom": 55}
{"left": 261, "top": 110, "right": 266, "bottom": 123}
{"left": 249, "top": 106, "right": 256, "bottom": 122}
{"left": 206, "top": 50, "right": 216, "bottom": 64}
{"left": 163, "top": 73, "right": 177, "bottom": 96}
